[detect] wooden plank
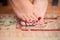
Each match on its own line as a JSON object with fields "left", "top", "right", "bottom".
{"left": 0, "top": 0, "right": 60, "bottom": 14}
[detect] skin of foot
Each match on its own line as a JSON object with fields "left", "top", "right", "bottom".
{"left": 9, "top": 0, "right": 48, "bottom": 26}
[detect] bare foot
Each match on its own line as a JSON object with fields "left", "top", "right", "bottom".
{"left": 24, "top": 0, "right": 48, "bottom": 25}
{"left": 33, "top": 0, "right": 48, "bottom": 24}
{"left": 9, "top": 0, "right": 48, "bottom": 26}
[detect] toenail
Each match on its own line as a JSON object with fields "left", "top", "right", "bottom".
{"left": 36, "top": 20, "right": 38, "bottom": 22}
{"left": 38, "top": 17, "right": 41, "bottom": 20}
{"left": 32, "top": 20, "right": 34, "bottom": 22}
{"left": 30, "top": 22, "right": 32, "bottom": 23}
{"left": 20, "top": 21, "right": 26, "bottom": 25}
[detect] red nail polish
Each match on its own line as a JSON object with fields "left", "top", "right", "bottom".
{"left": 29, "top": 21, "right": 33, "bottom": 23}
{"left": 36, "top": 20, "right": 38, "bottom": 22}
{"left": 38, "top": 17, "right": 41, "bottom": 20}
{"left": 24, "top": 20, "right": 27, "bottom": 23}
{"left": 44, "top": 22, "right": 47, "bottom": 24}
{"left": 32, "top": 20, "right": 34, "bottom": 22}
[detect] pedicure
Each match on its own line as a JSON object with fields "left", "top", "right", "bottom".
{"left": 18, "top": 18, "right": 37, "bottom": 26}
{"left": 30, "top": 22, "right": 32, "bottom": 23}
{"left": 38, "top": 17, "right": 41, "bottom": 21}
{"left": 32, "top": 20, "right": 35, "bottom": 22}
{"left": 36, "top": 20, "right": 38, "bottom": 22}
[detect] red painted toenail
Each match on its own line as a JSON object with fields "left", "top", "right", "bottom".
{"left": 29, "top": 21, "right": 33, "bottom": 23}
{"left": 32, "top": 20, "right": 34, "bottom": 22}
{"left": 36, "top": 20, "right": 38, "bottom": 22}
{"left": 24, "top": 20, "right": 27, "bottom": 23}
{"left": 29, "top": 19, "right": 31, "bottom": 21}
{"left": 38, "top": 17, "right": 41, "bottom": 20}
{"left": 32, "top": 20, "right": 36, "bottom": 23}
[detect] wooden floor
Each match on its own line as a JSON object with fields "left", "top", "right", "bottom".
{"left": 0, "top": 3, "right": 14, "bottom": 14}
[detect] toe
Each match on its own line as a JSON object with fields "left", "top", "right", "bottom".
{"left": 20, "top": 21, "right": 26, "bottom": 26}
